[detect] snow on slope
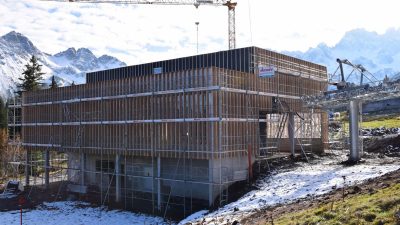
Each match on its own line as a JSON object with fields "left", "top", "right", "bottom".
{"left": 180, "top": 154, "right": 400, "bottom": 224}
{"left": 0, "top": 155, "right": 398, "bottom": 225}
{"left": 0, "top": 31, "right": 126, "bottom": 99}
{"left": 0, "top": 201, "right": 169, "bottom": 225}
{"left": 284, "top": 28, "right": 400, "bottom": 81}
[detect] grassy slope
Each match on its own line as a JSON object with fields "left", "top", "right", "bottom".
{"left": 339, "top": 115, "right": 400, "bottom": 129}
{"left": 273, "top": 183, "right": 400, "bottom": 225}
{"left": 361, "top": 117, "right": 400, "bottom": 129}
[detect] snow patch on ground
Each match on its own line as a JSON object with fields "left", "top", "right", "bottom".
{"left": 180, "top": 156, "right": 400, "bottom": 224}
{"left": 1, "top": 156, "right": 398, "bottom": 225}
{"left": 0, "top": 201, "right": 169, "bottom": 225}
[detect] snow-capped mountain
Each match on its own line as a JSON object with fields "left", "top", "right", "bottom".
{"left": 0, "top": 31, "right": 126, "bottom": 99}
{"left": 2, "top": 28, "right": 400, "bottom": 99}
{"left": 284, "top": 28, "right": 400, "bottom": 82}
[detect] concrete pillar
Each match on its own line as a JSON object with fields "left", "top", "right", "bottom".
{"left": 321, "top": 112, "right": 329, "bottom": 152}
{"left": 349, "top": 100, "right": 361, "bottom": 162}
{"left": 115, "top": 154, "right": 121, "bottom": 203}
{"left": 157, "top": 156, "right": 161, "bottom": 211}
{"left": 44, "top": 150, "right": 50, "bottom": 189}
{"left": 25, "top": 150, "right": 30, "bottom": 186}
{"left": 208, "top": 160, "right": 213, "bottom": 207}
{"left": 288, "top": 113, "right": 295, "bottom": 156}
{"left": 80, "top": 152, "right": 85, "bottom": 186}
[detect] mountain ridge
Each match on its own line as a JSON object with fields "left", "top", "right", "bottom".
{"left": 0, "top": 31, "right": 126, "bottom": 99}
{"left": 283, "top": 28, "right": 400, "bottom": 81}
{"left": 1, "top": 28, "right": 400, "bottom": 99}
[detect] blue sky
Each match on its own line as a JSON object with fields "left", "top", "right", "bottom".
{"left": 0, "top": 0, "right": 399, "bottom": 64}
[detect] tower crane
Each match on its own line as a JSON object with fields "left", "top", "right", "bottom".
{"left": 42, "top": 0, "right": 237, "bottom": 49}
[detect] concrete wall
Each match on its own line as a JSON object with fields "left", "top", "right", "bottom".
{"left": 268, "top": 138, "right": 325, "bottom": 154}
{"left": 67, "top": 152, "right": 252, "bottom": 207}
{"left": 67, "top": 152, "right": 81, "bottom": 184}
{"left": 69, "top": 153, "right": 212, "bottom": 202}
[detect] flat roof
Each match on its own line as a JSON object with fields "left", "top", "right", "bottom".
{"left": 86, "top": 46, "right": 325, "bottom": 83}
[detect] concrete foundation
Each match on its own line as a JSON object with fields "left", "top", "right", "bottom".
{"left": 80, "top": 152, "right": 85, "bottom": 186}
{"left": 66, "top": 152, "right": 249, "bottom": 210}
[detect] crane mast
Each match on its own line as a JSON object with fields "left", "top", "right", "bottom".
{"left": 44, "top": 0, "right": 237, "bottom": 49}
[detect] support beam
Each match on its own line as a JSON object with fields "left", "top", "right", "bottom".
{"left": 157, "top": 156, "right": 161, "bottom": 211}
{"left": 247, "top": 145, "right": 252, "bottom": 180}
{"left": 44, "top": 150, "right": 50, "bottom": 189}
{"left": 80, "top": 152, "right": 85, "bottom": 186}
{"left": 288, "top": 113, "right": 295, "bottom": 157}
{"left": 25, "top": 150, "right": 30, "bottom": 186}
{"left": 349, "top": 100, "right": 362, "bottom": 162}
{"left": 208, "top": 160, "right": 213, "bottom": 207}
{"left": 115, "top": 154, "right": 121, "bottom": 203}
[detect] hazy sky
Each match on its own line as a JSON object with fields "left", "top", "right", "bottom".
{"left": 0, "top": 0, "right": 399, "bottom": 64}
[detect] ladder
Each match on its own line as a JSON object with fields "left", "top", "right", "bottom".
{"left": 258, "top": 98, "right": 289, "bottom": 159}
{"left": 219, "top": 167, "right": 229, "bottom": 206}
{"left": 219, "top": 185, "right": 228, "bottom": 206}
{"left": 74, "top": 126, "right": 83, "bottom": 148}
{"left": 62, "top": 104, "right": 71, "bottom": 122}
{"left": 268, "top": 113, "right": 288, "bottom": 155}
{"left": 295, "top": 111, "right": 314, "bottom": 162}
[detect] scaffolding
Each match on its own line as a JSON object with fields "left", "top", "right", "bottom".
{"left": 9, "top": 47, "right": 328, "bottom": 219}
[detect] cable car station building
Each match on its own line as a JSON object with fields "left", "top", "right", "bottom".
{"left": 18, "top": 47, "right": 328, "bottom": 216}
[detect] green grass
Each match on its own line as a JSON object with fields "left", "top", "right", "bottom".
{"left": 272, "top": 183, "right": 400, "bottom": 225}
{"left": 361, "top": 117, "right": 400, "bottom": 129}
{"left": 339, "top": 115, "right": 400, "bottom": 129}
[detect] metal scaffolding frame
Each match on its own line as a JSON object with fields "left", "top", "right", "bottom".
{"left": 7, "top": 47, "right": 328, "bottom": 219}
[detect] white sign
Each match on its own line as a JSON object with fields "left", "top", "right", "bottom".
{"left": 258, "top": 65, "right": 275, "bottom": 78}
{"left": 153, "top": 67, "right": 163, "bottom": 74}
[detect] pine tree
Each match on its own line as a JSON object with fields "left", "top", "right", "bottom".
{"left": 50, "top": 76, "right": 58, "bottom": 89}
{"left": 18, "top": 55, "right": 44, "bottom": 92}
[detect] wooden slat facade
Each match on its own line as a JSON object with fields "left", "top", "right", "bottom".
{"left": 21, "top": 47, "right": 328, "bottom": 159}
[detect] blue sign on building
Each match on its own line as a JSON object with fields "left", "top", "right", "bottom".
{"left": 258, "top": 65, "right": 275, "bottom": 78}
{"left": 153, "top": 67, "right": 163, "bottom": 75}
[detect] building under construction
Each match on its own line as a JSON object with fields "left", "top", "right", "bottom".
{"left": 9, "top": 46, "right": 328, "bottom": 217}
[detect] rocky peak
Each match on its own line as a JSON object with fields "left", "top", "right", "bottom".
{"left": 54, "top": 47, "right": 77, "bottom": 59}
{"left": 98, "top": 55, "right": 126, "bottom": 66}
{"left": 1, "top": 31, "right": 39, "bottom": 55}
{"left": 76, "top": 48, "right": 96, "bottom": 61}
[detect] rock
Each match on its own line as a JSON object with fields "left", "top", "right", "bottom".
{"left": 352, "top": 185, "right": 361, "bottom": 193}
{"left": 395, "top": 210, "right": 400, "bottom": 223}
{"left": 234, "top": 207, "right": 239, "bottom": 212}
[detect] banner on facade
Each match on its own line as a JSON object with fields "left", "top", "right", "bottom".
{"left": 258, "top": 65, "right": 276, "bottom": 78}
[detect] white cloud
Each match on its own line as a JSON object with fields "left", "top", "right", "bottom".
{"left": 0, "top": 0, "right": 399, "bottom": 64}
